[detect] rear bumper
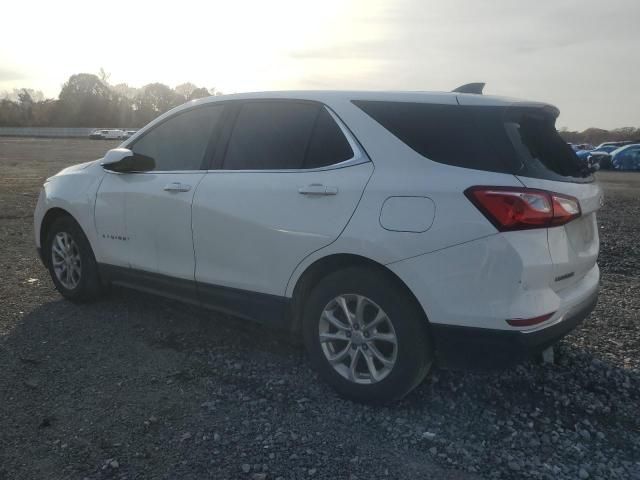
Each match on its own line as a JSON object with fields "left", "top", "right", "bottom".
{"left": 431, "top": 289, "right": 598, "bottom": 369}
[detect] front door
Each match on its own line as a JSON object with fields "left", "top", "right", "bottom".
{"left": 95, "top": 103, "right": 225, "bottom": 298}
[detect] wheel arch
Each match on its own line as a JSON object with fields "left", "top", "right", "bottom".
{"left": 39, "top": 208, "right": 84, "bottom": 264}
{"left": 289, "top": 253, "right": 429, "bottom": 335}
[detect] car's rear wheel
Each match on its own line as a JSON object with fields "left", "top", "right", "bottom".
{"left": 45, "top": 216, "right": 104, "bottom": 302}
{"left": 302, "top": 266, "right": 433, "bottom": 403}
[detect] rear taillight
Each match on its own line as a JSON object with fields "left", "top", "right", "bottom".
{"left": 465, "top": 186, "right": 581, "bottom": 231}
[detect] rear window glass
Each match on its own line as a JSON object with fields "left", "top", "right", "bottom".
{"left": 352, "top": 100, "right": 590, "bottom": 181}
{"left": 503, "top": 110, "right": 588, "bottom": 180}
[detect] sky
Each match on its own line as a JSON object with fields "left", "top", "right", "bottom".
{"left": 1, "top": 0, "right": 638, "bottom": 130}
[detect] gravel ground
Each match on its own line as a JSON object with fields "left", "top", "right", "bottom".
{"left": 0, "top": 137, "right": 638, "bottom": 480}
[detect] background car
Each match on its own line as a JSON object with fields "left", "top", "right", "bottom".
{"left": 571, "top": 143, "right": 594, "bottom": 151}
{"left": 89, "top": 129, "right": 125, "bottom": 140}
{"left": 594, "top": 144, "right": 623, "bottom": 154}
{"left": 611, "top": 144, "right": 640, "bottom": 170}
{"left": 596, "top": 141, "right": 634, "bottom": 151}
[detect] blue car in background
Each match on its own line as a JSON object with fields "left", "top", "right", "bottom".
{"left": 594, "top": 144, "right": 622, "bottom": 154}
{"left": 595, "top": 141, "right": 634, "bottom": 153}
{"left": 610, "top": 144, "right": 640, "bottom": 171}
{"left": 571, "top": 141, "right": 640, "bottom": 170}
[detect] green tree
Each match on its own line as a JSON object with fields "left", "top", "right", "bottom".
{"left": 56, "top": 73, "right": 114, "bottom": 126}
{"left": 134, "top": 83, "right": 184, "bottom": 125}
{"left": 188, "top": 87, "right": 210, "bottom": 101}
{"left": 17, "top": 89, "right": 34, "bottom": 125}
{"left": 0, "top": 98, "right": 20, "bottom": 126}
{"left": 31, "top": 99, "right": 57, "bottom": 126}
{"left": 174, "top": 82, "right": 198, "bottom": 100}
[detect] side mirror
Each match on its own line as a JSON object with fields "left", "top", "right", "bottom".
{"left": 101, "top": 148, "right": 155, "bottom": 173}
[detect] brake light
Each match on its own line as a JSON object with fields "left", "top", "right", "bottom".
{"left": 465, "top": 186, "right": 581, "bottom": 231}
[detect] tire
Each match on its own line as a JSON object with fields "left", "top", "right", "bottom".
{"left": 44, "top": 215, "right": 104, "bottom": 302}
{"left": 302, "top": 266, "right": 433, "bottom": 403}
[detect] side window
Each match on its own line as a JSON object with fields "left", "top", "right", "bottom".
{"left": 352, "top": 100, "right": 517, "bottom": 174}
{"left": 131, "top": 105, "right": 224, "bottom": 171}
{"left": 305, "top": 108, "right": 354, "bottom": 168}
{"left": 224, "top": 101, "right": 318, "bottom": 170}
{"left": 223, "top": 101, "right": 355, "bottom": 170}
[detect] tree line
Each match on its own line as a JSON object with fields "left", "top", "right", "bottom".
{"left": 0, "top": 73, "right": 221, "bottom": 128}
{"left": 558, "top": 127, "right": 640, "bottom": 146}
{"left": 2, "top": 75, "right": 638, "bottom": 142}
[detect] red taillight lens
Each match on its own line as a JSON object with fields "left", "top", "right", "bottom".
{"left": 465, "top": 186, "right": 581, "bottom": 231}
{"left": 550, "top": 194, "right": 581, "bottom": 226}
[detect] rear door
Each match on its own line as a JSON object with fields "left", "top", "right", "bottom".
{"left": 192, "top": 100, "right": 373, "bottom": 302}
{"left": 500, "top": 109, "right": 603, "bottom": 291}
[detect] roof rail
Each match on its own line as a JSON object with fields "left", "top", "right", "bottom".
{"left": 452, "top": 82, "right": 485, "bottom": 94}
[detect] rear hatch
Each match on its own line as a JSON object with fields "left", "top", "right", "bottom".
{"left": 354, "top": 95, "right": 603, "bottom": 291}
{"left": 475, "top": 103, "right": 603, "bottom": 291}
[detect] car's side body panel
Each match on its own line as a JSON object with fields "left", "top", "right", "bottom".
{"left": 192, "top": 162, "right": 373, "bottom": 296}
{"left": 34, "top": 161, "right": 104, "bottom": 252}
{"left": 34, "top": 90, "right": 601, "bottom": 372}
{"left": 285, "top": 97, "right": 523, "bottom": 296}
{"left": 95, "top": 171, "right": 206, "bottom": 279}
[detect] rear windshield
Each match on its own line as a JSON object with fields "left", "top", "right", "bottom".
{"left": 352, "top": 100, "right": 591, "bottom": 182}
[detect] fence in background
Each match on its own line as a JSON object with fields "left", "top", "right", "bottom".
{"left": 0, "top": 127, "right": 98, "bottom": 138}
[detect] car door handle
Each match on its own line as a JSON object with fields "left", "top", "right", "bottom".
{"left": 163, "top": 182, "right": 192, "bottom": 192}
{"left": 298, "top": 184, "right": 338, "bottom": 195}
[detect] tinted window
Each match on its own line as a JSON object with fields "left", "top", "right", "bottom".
{"left": 353, "top": 100, "right": 590, "bottom": 180}
{"left": 305, "top": 108, "right": 354, "bottom": 168}
{"left": 503, "top": 111, "right": 587, "bottom": 179}
{"left": 224, "top": 102, "right": 318, "bottom": 170}
{"left": 131, "top": 105, "right": 224, "bottom": 171}
{"left": 353, "top": 101, "right": 516, "bottom": 173}
{"left": 224, "top": 102, "right": 354, "bottom": 170}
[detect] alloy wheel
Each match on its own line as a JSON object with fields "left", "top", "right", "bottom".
{"left": 51, "top": 231, "right": 82, "bottom": 290}
{"left": 319, "top": 294, "right": 398, "bottom": 384}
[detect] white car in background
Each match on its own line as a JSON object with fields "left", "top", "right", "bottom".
{"left": 34, "top": 89, "right": 602, "bottom": 403}
{"left": 89, "top": 129, "right": 125, "bottom": 140}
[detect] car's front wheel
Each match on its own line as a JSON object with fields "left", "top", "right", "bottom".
{"left": 302, "top": 266, "right": 433, "bottom": 403}
{"left": 45, "top": 216, "right": 104, "bottom": 302}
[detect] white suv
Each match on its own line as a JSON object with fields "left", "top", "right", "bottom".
{"left": 34, "top": 90, "right": 602, "bottom": 403}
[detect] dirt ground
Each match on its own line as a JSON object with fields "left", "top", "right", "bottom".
{"left": 0, "top": 137, "right": 638, "bottom": 480}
